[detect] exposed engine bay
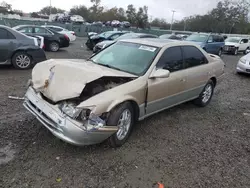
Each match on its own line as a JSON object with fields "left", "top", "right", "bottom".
{"left": 76, "top": 76, "right": 134, "bottom": 103}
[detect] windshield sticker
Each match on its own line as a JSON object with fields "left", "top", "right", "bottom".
{"left": 139, "top": 45, "right": 156, "bottom": 52}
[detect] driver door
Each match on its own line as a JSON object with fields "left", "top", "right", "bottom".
{"left": 146, "top": 46, "right": 188, "bottom": 116}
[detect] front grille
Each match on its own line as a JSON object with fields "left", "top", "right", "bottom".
{"left": 24, "top": 99, "right": 62, "bottom": 132}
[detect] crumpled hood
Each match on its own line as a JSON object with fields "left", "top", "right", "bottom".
{"left": 32, "top": 59, "right": 136, "bottom": 102}
{"left": 225, "top": 42, "right": 239, "bottom": 46}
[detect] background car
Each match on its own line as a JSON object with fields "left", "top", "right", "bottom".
{"left": 41, "top": 25, "right": 76, "bottom": 42}
{"left": 85, "top": 30, "right": 130, "bottom": 50}
{"left": 236, "top": 52, "right": 250, "bottom": 74}
{"left": 0, "top": 25, "right": 46, "bottom": 69}
{"left": 185, "top": 33, "right": 225, "bottom": 56}
{"left": 13, "top": 25, "right": 70, "bottom": 52}
{"left": 70, "top": 15, "right": 84, "bottom": 24}
{"left": 121, "top": 21, "right": 131, "bottom": 28}
{"left": 223, "top": 37, "right": 250, "bottom": 55}
{"left": 93, "top": 32, "right": 158, "bottom": 53}
{"left": 159, "top": 34, "right": 182, "bottom": 40}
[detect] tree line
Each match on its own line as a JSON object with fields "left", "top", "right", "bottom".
{"left": 0, "top": 0, "right": 250, "bottom": 33}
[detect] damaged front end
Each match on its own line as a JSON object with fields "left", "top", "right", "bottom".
{"left": 23, "top": 76, "right": 134, "bottom": 146}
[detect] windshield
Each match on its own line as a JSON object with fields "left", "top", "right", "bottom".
{"left": 114, "top": 33, "right": 139, "bottom": 41}
{"left": 225, "top": 37, "right": 241, "bottom": 43}
{"left": 91, "top": 41, "right": 159, "bottom": 75}
{"left": 186, "top": 34, "right": 209, "bottom": 42}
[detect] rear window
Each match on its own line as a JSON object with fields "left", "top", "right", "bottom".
{"left": 186, "top": 34, "right": 209, "bottom": 42}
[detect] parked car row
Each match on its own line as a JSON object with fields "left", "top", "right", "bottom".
{"left": 12, "top": 25, "right": 70, "bottom": 52}
{"left": 0, "top": 25, "right": 46, "bottom": 69}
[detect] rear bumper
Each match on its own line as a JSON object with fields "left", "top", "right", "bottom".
{"left": 23, "top": 87, "right": 118, "bottom": 146}
{"left": 27, "top": 48, "right": 47, "bottom": 63}
{"left": 59, "top": 39, "right": 70, "bottom": 48}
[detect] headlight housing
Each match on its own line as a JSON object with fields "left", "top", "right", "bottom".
{"left": 240, "top": 58, "right": 248, "bottom": 64}
{"left": 59, "top": 103, "right": 105, "bottom": 130}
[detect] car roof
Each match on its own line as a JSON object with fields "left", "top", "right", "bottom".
{"left": 119, "top": 38, "right": 199, "bottom": 48}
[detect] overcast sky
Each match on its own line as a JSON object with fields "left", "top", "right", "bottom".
{"left": 6, "top": 0, "right": 220, "bottom": 21}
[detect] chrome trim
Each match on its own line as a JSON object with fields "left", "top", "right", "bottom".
{"left": 23, "top": 87, "right": 118, "bottom": 146}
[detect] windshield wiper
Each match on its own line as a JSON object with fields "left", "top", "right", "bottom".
{"left": 96, "top": 63, "right": 122, "bottom": 71}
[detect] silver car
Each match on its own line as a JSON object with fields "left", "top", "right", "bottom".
{"left": 236, "top": 53, "right": 250, "bottom": 74}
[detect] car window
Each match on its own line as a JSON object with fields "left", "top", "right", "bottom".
{"left": 212, "top": 35, "right": 220, "bottom": 42}
{"left": 34, "top": 27, "right": 49, "bottom": 34}
{"left": 48, "top": 27, "right": 63, "bottom": 32}
{"left": 208, "top": 36, "right": 214, "bottom": 43}
{"left": 0, "top": 28, "right": 15, "bottom": 39}
{"left": 156, "top": 47, "right": 183, "bottom": 72}
{"left": 18, "top": 27, "right": 33, "bottom": 33}
{"left": 242, "top": 39, "right": 248, "bottom": 43}
{"left": 182, "top": 46, "right": 208, "bottom": 68}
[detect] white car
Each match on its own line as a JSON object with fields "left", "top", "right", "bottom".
{"left": 42, "top": 25, "right": 76, "bottom": 42}
{"left": 223, "top": 37, "right": 250, "bottom": 55}
{"left": 70, "top": 15, "right": 84, "bottom": 24}
{"left": 236, "top": 53, "right": 250, "bottom": 74}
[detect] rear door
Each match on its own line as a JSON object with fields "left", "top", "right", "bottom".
{"left": 239, "top": 39, "right": 249, "bottom": 51}
{"left": 0, "top": 28, "right": 16, "bottom": 62}
{"left": 206, "top": 35, "right": 221, "bottom": 54}
{"left": 182, "top": 46, "right": 211, "bottom": 97}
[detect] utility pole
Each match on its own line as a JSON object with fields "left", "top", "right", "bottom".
{"left": 49, "top": 0, "right": 52, "bottom": 15}
{"left": 170, "top": 10, "right": 176, "bottom": 31}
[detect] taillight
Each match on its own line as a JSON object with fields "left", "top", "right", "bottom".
{"left": 64, "top": 34, "right": 69, "bottom": 40}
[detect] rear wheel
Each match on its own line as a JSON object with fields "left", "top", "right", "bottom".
{"left": 49, "top": 42, "right": 59, "bottom": 52}
{"left": 194, "top": 80, "right": 214, "bottom": 107}
{"left": 11, "top": 51, "right": 33, "bottom": 70}
{"left": 107, "top": 102, "right": 134, "bottom": 148}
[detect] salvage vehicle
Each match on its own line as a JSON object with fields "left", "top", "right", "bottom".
{"left": 0, "top": 25, "right": 46, "bottom": 69}
{"left": 223, "top": 37, "right": 250, "bottom": 55}
{"left": 41, "top": 25, "right": 76, "bottom": 42}
{"left": 185, "top": 33, "right": 225, "bottom": 56}
{"left": 23, "top": 38, "right": 224, "bottom": 147}
{"left": 13, "top": 25, "right": 70, "bottom": 52}
{"left": 85, "top": 30, "right": 129, "bottom": 50}
{"left": 93, "top": 32, "right": 158, "bottom": 53}
{"left": 236, "top": 52, "right": 250, "bottom": 74}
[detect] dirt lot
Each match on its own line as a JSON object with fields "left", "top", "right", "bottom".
{"left": 1, "top": 38, "right": 250, "bottom": 188}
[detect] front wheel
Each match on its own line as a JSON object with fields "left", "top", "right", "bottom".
{"left": 107, "top": 102, "right": 134, "bottom": 147}
{"left": 194, "top": 80, "right": 214, "bottom": 107}
{"left": 218, "top": 48, "right": 222, "bottom": 56}
{"left": 11, "top": 51, "right": 33, "bottom": 70}
{"left": 234, "top": 48, "right": 238, "bottom": 55}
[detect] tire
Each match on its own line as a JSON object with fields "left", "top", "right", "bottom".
{"left": 11, "top": 51, "right": 33, "bottom": 70}
{"left": 234, "top": 48, "right": 238, "bottom": 55}
{"left": 107, "top": 102, "right": 135, "bottom": 148}
{"left": 244, "top": 48, "right": 249, "bottom": 55}
{"left": 218, "top": 48, "right": 222, "bottom": 56}
{"left": 194, "top": 80, "right": 214, "bottom": 107}
{"left": 49, "top": 41, "right": 60, "bottom": 52}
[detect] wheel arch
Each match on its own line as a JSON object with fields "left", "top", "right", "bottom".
{"left": 210, "top": 77, "right": 217, "bottom": 87}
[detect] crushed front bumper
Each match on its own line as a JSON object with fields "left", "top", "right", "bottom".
{"left": 23, "top": 87, "right": 118, "bottom": 146}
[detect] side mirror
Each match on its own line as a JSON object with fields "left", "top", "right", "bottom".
{"left": 149, "top": 69, "right": 170, "bottom": 79}
{"left": 240, "top": 41, "right": 244, "bottom": 44}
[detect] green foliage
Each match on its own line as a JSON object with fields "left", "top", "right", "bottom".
{"left": 39, "top": 6, "right": 65, "bottom": 15}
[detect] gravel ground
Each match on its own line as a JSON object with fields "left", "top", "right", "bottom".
{"left": 1, "top": 38, "right": 250, "bottom": 188}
